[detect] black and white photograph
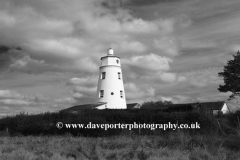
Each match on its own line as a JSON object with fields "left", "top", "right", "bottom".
{"left": 0, "top": 0, "right": 240, "bottom": 159}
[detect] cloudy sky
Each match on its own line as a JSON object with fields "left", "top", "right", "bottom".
{"left": 1, "top": 0, "right": 240, "bottom": 116}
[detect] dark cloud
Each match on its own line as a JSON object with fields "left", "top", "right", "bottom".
{"left": 0, "top": 46, "right": 10, "bottom": 53}
{"left": 0, "top": 46, "right": 23, "bottom": 72}
{"left": 170, "top": 47, "right": 228, "bottom": 73}
{"left": 125, "top": 0, "right": 181, "bottom": 6}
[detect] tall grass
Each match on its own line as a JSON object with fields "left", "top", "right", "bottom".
{"left": 0, "top": 133, "right": 240, "bottom": 160}
{"left": 1, "top": 110, "right": 239, "bottom": 137}
{"left": 1, "top": 110, "right": 240, "bottom": 159}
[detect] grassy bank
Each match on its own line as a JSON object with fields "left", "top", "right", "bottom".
{"left": 1, "top": 110, "right": 240, "bottom": 159}
{"left": 1, "top": 110, "right": 238, "bottom": 136}
{"left": 1, "top": 133, "right": 240, "bottom": 160}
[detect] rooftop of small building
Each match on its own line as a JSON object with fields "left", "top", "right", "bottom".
{"left": 127, "top": 103, "right": 140, "bottom": 109}
{"left": 61, "top": 102, "right": 107, "bottom": 112}
{"left": 140, "top": 101, "right": 227, "bottom": 110}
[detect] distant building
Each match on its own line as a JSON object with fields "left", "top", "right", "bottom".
{"left": 127, "top": 103, "right": 141, "bottom": 109}
{"left": 192, "top": 101, "right": 230, "bottom": 114}
{"left": 61, "top": 103, "right": 140, "bottom": 113}
{"left": 140, "top": 101, "right": 230, "bottom": 115}
{"left": 60, "top": 102, "right": 107, "bottom": 113}
{"left": 61, "top": 101, "right": 229, "bottom": 114}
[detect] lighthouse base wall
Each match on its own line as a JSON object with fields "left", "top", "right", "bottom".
{"left": 96, "top": 100, "right": 127, "bottom": 109}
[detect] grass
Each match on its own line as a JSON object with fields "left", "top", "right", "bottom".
{"left": 1, "top": 133, "right": 240, "bottom": 160}
{"left": 1, "top": 111, "right": 240, "bottom": 159}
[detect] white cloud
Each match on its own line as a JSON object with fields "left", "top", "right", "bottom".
{"left": 229, "top": 44, "right": 240, "bottom": 53}
{"left": 123, "top": 53, "right": 172, "bottom": 72}
{"left": 0, "top": 11, "right": 15, "bottom": 27}
{"left": 182, "top": 69, "right": 222, "bottom": 88}
{"left": 74, "top": 58, "right": 99, "bottom": 73}
{"left": 72, "top": 93, "right": 83, "bottom": 99}
{"left": 124, "top": 82, "right": 157, "bottom": 103}
{"left": 71, "top": 85, "right": 96, "bottom": 104}
{"left": 177, "top": 76, "right": 187, "bottom": 82}
{"left": 0, "top": 0, "right": 178, "bottom": 75}
{"left": 125, "top": 90, "right": 145, "bottom": 100}
{"left": 27, "top": 39, "right": 81, "bottom": 58}
{"left": 69, "top": 77, "right": 89, "bottom": 85}
{"left": 147, "top": 87, "right": 155, "bottom": 96}
{"left": 74, "top": 86, "right": 97, "bottom": 96}
{"left": 122, "top": 18, "right": 159, "bottom": 33}
{"left": 158, "top": 72, "right": 176, "bottom": 83}
{"left": 34, "top": 19, "right": 73, "bottom": 35}
{"left": 154, "top": 18, "right": 175, "bottom": 34}
{"left": 161, "top": 96, "right": 173, "bottom": 102}
{"left": 68, "top": 76, "right": 97, "bottom": 87}
{"left": 154, "top": 37, "right": 180, "bottom": 56}
{"left": 0, "top": 90, "right": 24, "bottom": 99}
{"left": 54, "top": 97, "right": 76, "bottom": 104}
{"left": 124, "top": 82, "right": 145, "bottom": 101}
{"left": 144, "top": 95, "right": 174, "bottom": 104}
{"left": 124, "top": 82, "right": 140, "bottom": 92}
{"left": 0, "top": 99, "right": 31, "bottom": 106}
{"left": 172, "top": 95, "right": 191, "bottom": 104}
{"left": 9, "top": 55, "right": 60, "bottom": 73}
{"left": 0, "top": 89, "right": 48, "bottom": 111}
{"left": 112, "top": 41, "right": 147, "bottom": 53}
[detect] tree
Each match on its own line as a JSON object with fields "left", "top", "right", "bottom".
{"left": 218, "top": 50, "right": 240, "bottom": 99}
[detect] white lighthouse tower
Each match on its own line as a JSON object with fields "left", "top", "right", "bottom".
{"left": 96, "top": 48, "right": 127, "bottom": 109}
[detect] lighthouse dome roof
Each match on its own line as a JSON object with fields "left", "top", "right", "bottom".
{"left": 108, "top": 48, "right": 114, "bottom": 55}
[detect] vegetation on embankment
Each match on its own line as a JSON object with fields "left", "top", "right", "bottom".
{"left": 1, "top": 109, "right": 240, "bottom": 159}
{"left": 1, "top": 133, "right": 240, "bottom": 160}
{"left": 0, "top": 109, "right": 240, "bottom": 137}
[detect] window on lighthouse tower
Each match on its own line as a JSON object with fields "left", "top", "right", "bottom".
{"left": 100, "top": 90, "right": 104, "bottom": 98}
{"left": 118, "top": 72, "right": 121, "bottom": 79}
{"left": 120, "top": 90, "right": 123, "bottom": 98}
{"left": 101, "top": 72, "right": 106, "bottom": 79}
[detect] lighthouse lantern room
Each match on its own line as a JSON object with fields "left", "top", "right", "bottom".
{"left": 96, "top": 48, "right": 127, "bottom": 109}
